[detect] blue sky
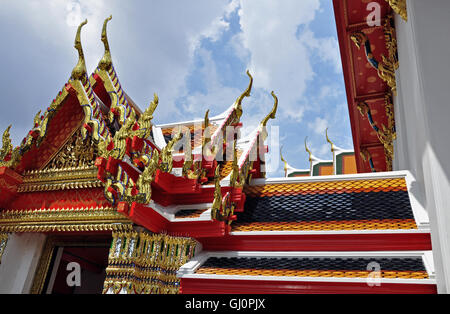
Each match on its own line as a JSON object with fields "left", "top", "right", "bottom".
{"left": 0, "top": 0, "right": 352, "bottom": 177}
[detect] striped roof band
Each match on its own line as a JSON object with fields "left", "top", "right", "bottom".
{"left": 232, "top": 219, "right": 418, "bottom": 232}
{"left": 236, "top": 190, "right": 415, "bottom": 225}
{"left": 244, "top": 178, "right": 407, "bottom": 197}
{"left": 195, "top": 257, "right": 428, "bottom": 279}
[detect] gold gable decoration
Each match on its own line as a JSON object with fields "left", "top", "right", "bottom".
{"left": 15, "top": 128, "right": 103, "bottom": 193}
{"left": 44, "top": 128, "right": 98, "bottom": 171}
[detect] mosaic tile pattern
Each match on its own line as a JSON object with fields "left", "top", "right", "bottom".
{"left": 234, "top": 178, "right": 417, "bottom": 231}
{"left": 162, "top": 125, "right": 219, "bottom": 148}
{"left": 195, "top": 256, "right": 429, "bottom": 279}
{"left": 232, "top": 219, "right": 417, "bottom": 232}
{"left": 244, "top": 178, "right": 407, "bottom": 197}
{"left": 175, "top": 209, "right": 207, "bottom": 219}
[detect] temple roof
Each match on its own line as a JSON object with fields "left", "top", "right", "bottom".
{"left": 195, "top": 256, "right": 429, "bottom": 279}
{"left": 178, "top": 251, "right": 436, "bottom": 293}
{"left": 281, "top": 130, "right": 357, "bottom": 177}
{"left": 234, "top": 171, "right": 428, "bottom": 233}
{"left": 0, "top": 7, "right": 438, "bottom": 294}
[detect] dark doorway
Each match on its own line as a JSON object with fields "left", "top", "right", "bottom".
{"left": 49, "top": 246, "right": 110, "bottom": 294}
{"left": 35, "top": 235, "right": 111, "bottom": 294}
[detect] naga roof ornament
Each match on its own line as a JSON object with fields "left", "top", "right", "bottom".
{"left": 229, "top": 140, "right": 244, "bottom": 188}
{"left": 99, "top": 15, "right": 113, "bottom": 71}
{"left": 0, "top": 126, "right": 13, "bottom": 162}
{"left": 279, "top": 145, "right": 289, "bottom": 175}
{"left": 233, "top": 70, "right": 253, "bottom": 121}
{"left": 133, "top": 93, "right": 158, "bottom": 139}
{"left": 350, "top": 31, "right": 397, "bottom": 95}
{"left": 325, "top": 128, "right": 335, "bottom": 153}
{"left": 304, "top": 137, "right": 313, "bottom": 163}
{"left": 71, "top": 19, "right": 88, "bottom": 82}
{"left": 260, "top": 91, "right": 278, "bottom": 128}
{"left": 0, "top": 126, "right": 20, "bottom": 168}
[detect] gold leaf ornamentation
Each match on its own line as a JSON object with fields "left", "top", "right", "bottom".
{"left": 385, "top": 0, "right": 407, "bottom": 21}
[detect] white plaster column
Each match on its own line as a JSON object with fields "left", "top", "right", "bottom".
{"left": 0, "top": 233, "right": 46, "bottom": 294}
{"left": 394, "top": 0, "right": 450, "bottom": 293}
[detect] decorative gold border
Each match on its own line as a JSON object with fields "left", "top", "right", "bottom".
{"left": 385, "top": 0, "right": 408, "bottom": 21}
{"left": 30, "top": 235, "right": 113, "bottom": 294}
{"left": 19, "top": 166, "right": 101, "bottom": 193}
{"left": 0, "top": 233, "right": 8, "bottom": 264}
{"left": 0, "top": 207, "right": 133, "bottom": 233}
{"left": 38, "top": 122, "right": 84, "bottom": 171}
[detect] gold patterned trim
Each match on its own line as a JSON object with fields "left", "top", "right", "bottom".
{"left": 385, "top": 0, "right": 407, "bottom": 22}
{"left": 0, "top": 207, "right": 132, "bottom": 233}
{"left": 18, "top": 166, "right": 101, "bottom": 192}
{"left": 103, "top": 231, "right": 198, "bottom": 294}
{"left": 0, "top": 233, "right": 8, "bottom": 264}
{"left": 196, "top": 268, "right": 428, "bottom": 279}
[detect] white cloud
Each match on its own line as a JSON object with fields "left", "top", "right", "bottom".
{"left": 308, "top": 117, "right": 328, "bottom": 135}
{"left": 318, "top": 84, "right": 342, "bottom": 100}
{"left": 230, "top": 0, "right": 323, "bottom": 121}
{"left": 0, "top": 0, "right": 350, "bottom": 172}
{"left": 0, "top": 0, "right": 234, "bottom": 145}
{"left": 300, "top": 29, "right": 342, "bottom": 74}
{"left": 312, "top": 142, "right": 331, "bottom": 159}
{"left": 179, "top": 48, "right": 242, "bottom": 115}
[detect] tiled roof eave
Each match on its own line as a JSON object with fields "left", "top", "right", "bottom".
{"left": 177, "top": 251, "right": 437, "bottom": 285}
{"left": 249, "top": 170, "right": 414, "bottom": 185}
{"left": 229, "top": 229, "right": 431, "bottom": 236}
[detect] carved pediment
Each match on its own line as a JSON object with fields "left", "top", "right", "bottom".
{"left": 16, "top": 128, "right": 102, "bottom": 193}
{"left": 43, "top": 127, "right": 98, "bottom": 171}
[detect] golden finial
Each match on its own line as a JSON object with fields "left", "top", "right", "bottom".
{"left": 99, "top": 15, "right": 113, "bottom": 71}
{"left": 325, "top": 128, "right": 335, "bottom": 152}
{"left": 234, "top": 70, "right": 253, "bottom": 120}
{"left": 230, "top": 140, "right": 240, "bottom": 187}
{"left": 280, "top": 145, "right": 288, "bottom": 175}
{"left": 71, "top": 19, "right": 88, "bottom": 81}
{"left": 211, "top": 166, "right": 222, "bottom": 220}
{"left": 304, "top": 137, "right": 313, "bottom": 162}
{"left": 148, "top": 93, "right": 159, "bottom": 117}
{"left": 0, "top": 125, "right": 13, "bottom": 161}
{"left": 202, "top": 109, "right": 213, "bottom": 150}
{"left": 260, "top": 91, "right": 278, "bottom": 127}
{"left": 204, "top": 109, "right": 210, "bottom": 129}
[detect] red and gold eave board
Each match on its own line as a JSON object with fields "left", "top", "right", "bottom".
{"left": 333, "top": 0, "right": 395, "bottom": 173}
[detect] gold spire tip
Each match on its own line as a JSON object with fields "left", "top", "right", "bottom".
{"left": 261, "top": 91, "right": 278, "bottom": 127}
{"left": 234, "top": 70, "right": 253, "bottom": 119}
{"left": 71, "top": 19, "right": 88, "bottom": 81}
{"left": 325, "top": 128, "right": 335, "bottom": 151}
{"left": 99, "top": 15, "right": 113, "bottom": 70}
{"left": 304, "top": 137, "right": 313, "bottom": 162}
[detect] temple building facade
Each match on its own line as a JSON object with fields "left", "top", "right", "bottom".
{"left": 0, "top": 0, "right": 448, "bottom": 294}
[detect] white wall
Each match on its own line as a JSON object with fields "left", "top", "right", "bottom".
{"left": 0, "top": 233, "right": 46, "bottom": 294}
{"left": 394, "top": 0, "right": 450, "bottom": 293}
